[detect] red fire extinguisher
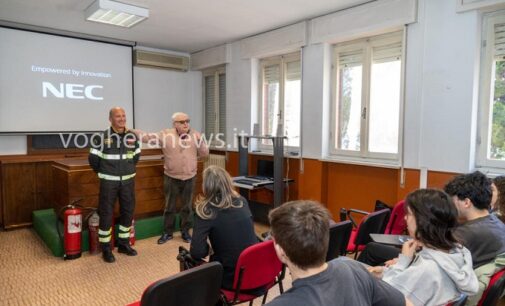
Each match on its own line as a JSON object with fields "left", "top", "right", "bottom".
{"left": 87, "top": 210, "right": 100, "bottom": 255}
{"left": 130, "top": 219, "right": 136, "bottom": 246}
{"left": 61, "top": 205, "right": 82, "bottom": 260}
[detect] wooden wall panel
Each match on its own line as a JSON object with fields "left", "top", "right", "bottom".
{"left": 397, "top": 168, "right": 420, "bottom": 201}
{"left": 225, "top": 151, "right": 239, "bottom": 177}
{"left": 297, "top": 158, "right": 324, "bottom": 203}
{"left": 427, "top": 170, "right": 460, "bottom": 189}
{"left": 2, "top": 163, "right": 36, "bottom": 228}
{"left": 325, "top": 163, "right": 398, "bottom": 220}
{"left": 0, "top": 164, "right": 3, "bottom": 228}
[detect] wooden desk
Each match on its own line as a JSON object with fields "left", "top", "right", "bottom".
{"left": 0, "top": 152, "right": 203, "bottom": 229}
{"left": 52, "top": 156, "right": 166, "bottom": 219}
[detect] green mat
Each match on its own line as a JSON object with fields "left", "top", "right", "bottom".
{"left": 33, "top": 209, "right": 185, "bottom": 257}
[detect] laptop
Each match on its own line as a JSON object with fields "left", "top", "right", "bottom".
{"left": 369, "top": 234, "right": 411, "bottom": 246}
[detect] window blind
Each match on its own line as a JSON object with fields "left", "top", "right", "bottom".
{"left": 339, "top": 50, "right": 363, "bottom": 67}
{"left": 286, "top": 61, "right": 301, "bottom": 81}
{"left": 373, "top": 41, "right": 402, "bottom": 63}
{"left": 495, "top": 23, "right": 505, "bottom": 59}
{"left": 205, "top": 75, "right": 216, "bottom": 135}
{"left": 264, "top": 64, "right": 280, "bottom": 84}
{"left": 218, "top": 73, "right": 226, "bottom": 136}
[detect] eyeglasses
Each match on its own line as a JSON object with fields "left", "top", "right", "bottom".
{"left": 175, "top": 119, "right": 190, "bottom": 124}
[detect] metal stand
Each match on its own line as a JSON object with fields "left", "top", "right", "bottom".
{"left": 237, "top": 135, "right": 285, "bottom": 208}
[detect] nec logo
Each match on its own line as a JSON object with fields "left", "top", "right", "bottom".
{"left": 42, "top": 82, "right": 103, "bottom": 100}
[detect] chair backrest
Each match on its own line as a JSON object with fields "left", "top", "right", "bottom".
{"left": 384, "top": 200, "right": 406, "bottom": 235}
{"left": 354, "top": 209, "right": 391, "bottom": 246}
{"left": 232, "top": 240, "right": 283, "bottom": 291}
{"left": 477, "top": 267, "right": 505, "bottom": 306}
{"left": 140, "top": 261, "right": 223, "bottom": 306}
{"left": 326, "top": 220, "right": 353, "bottom": 261}
{"left": 446, "top": 293, "right": 467, "bottom": 306}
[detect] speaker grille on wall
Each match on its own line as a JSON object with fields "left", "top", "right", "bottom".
{"left": 204, "top": 154, "right": 226, "bottom": 169}
{"left": 133, "top": 50, "right": 189, "bottom": 71}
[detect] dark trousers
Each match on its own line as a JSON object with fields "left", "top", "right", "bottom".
{"left": 357, "top": 242, "right": 401, "bottom": 266}
{"left": 163, "top": 175, "right": 195, "bottom": 235}
{"left": 98, "top": 179, "right": 135, "bottom": 249}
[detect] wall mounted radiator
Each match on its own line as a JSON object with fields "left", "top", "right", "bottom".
{"left": 204, "top": 154, "right": 226, "bottom": 169}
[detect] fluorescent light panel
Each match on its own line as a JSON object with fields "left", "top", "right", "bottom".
{"left": 85, "top": 0, "right": 148, "bottom": 28}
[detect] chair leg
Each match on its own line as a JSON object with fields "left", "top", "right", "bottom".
{"left": 249, "top": 301, "right": 253, "bottom": 306}
{"left": 262, "top": 291, "right": 269, "bottom": 304}
{"left": 278, "top": 279, "right": 284, "bottom": 294}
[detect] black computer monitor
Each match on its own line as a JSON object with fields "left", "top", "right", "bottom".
{"left": 257, "top": 160, "right": 274, "bottom": 178}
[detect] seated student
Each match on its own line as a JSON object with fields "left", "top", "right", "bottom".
{"left": 491, "top": 175, "right": 505, "bottom": 222}
{"left": 368, "top": 189, "right": 478, "bottom": 306}
{"left": 359, "top": 172, "right": 505, "bottom": 267}
{"left": 266, "top": 200, "right": 410, "bottom": 306}
{"left": 360, "top": 172, "right": 505, "bottom": 305}
{"left": 444, "top": 171, "right": 505, "bottom": 305}
{"left": 189, "top": 166, "right": 258, "bottom": 290}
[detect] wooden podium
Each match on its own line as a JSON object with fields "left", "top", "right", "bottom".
{"left": 52, "top": 156, "right": 166, "bottom": 218}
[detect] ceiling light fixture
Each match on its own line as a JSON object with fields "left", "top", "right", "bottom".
{"left": 85, "top": 0, "right": 149, "bottom": 28}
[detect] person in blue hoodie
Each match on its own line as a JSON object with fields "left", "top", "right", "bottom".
{"left": 368, "top": 189, "right": 478, "bottom": 306}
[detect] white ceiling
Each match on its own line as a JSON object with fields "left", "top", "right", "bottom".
{"left": 0, "top": 0, "right": 372, "bottom": 53}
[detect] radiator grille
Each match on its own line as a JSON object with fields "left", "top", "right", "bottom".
{"left": 204, "top": 154, "right": 226, "bottom": 169}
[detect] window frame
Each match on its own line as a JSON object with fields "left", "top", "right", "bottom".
{"left": 476, "top": 12, "right": 505, "bottom": 170}
{"left": 202, "top": 65, "right": 226, "bottom": 148}
{"left": 258, "top": 51, "right": 301, "bottom": 151}
{"left": 329, "top": 30, "right": 405, "bottom": 163}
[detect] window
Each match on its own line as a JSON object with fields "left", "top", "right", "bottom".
{"left": 203, "top": 66, "right": 226, "bottom": 146}
{"left": 259, "top": 52, "right": 301, "bottom": 148}
{"left": 330, "top": 31, "right": 404, "bottom": 161}
{"left": 478, "top": 12, "right": 505, "bottom": 169}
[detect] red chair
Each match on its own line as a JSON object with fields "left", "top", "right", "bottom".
{"left": 477, "top": 267, "right": 505, "bottom": 306}
{"left": 221, "top": 240, "right": 284, "bottom": 305}
{"left": 346, "top": 208, "right": 391, "bottom": 258}
{"left": 127, "top": 261, "right": 223, "bottom": 306}
{"left": 384, "top": 200, "right": 407, "bottom": 235}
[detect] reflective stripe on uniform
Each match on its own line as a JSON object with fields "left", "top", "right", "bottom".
{"left": 99, "top": 228, "right": 112, "bottom": 243}
{"left": 90, "top": 148, "right": 140, "bottom": 160}
{"left": 98, "top": 173, "right": 136, "bottom": 181}
{"left": 99, "top": 228, "right": 112, "bottom": 235}
{"left": 99, "top": 236, "right": 111, "bottom": 243}
{"left": 118, "top": 225, "right": 131, "bottom": 238}
{"left": 119, "top": 225, "right": 131, "bottom": 232}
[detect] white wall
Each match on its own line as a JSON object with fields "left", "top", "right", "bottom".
{"left": 404, "top": 0, "right": 481, "bottom": 173}
{"left": 0, "top": 136, "right": 26, "bottom": 155}
{"left": 220, "top": 0, "right": 485, "bottom": 173}
{"left": 133, "top": 66, "right": 202, "bottom": 133}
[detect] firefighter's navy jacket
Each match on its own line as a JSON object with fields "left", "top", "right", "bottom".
{"left": 88, "top": 127, "right": 141, "bottom": 181}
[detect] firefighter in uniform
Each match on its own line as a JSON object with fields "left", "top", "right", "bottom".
{"left": 88, "top": 107, "right": 141, "bottom": 263}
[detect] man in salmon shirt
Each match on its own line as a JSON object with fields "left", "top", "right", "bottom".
{"left": 135, "top": 112, "right": 209, "bottom": 244}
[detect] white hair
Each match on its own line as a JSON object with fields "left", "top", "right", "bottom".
{"left": 172, "top": 112, "right": 188, "bottom": 121}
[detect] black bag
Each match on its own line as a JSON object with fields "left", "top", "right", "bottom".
{"left": 176, "top": 246, "right": 200, "bottom": 271}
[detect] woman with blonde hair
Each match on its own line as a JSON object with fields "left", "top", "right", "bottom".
{"left": 190, "top": 165, "right": 258, "bottom": 289}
